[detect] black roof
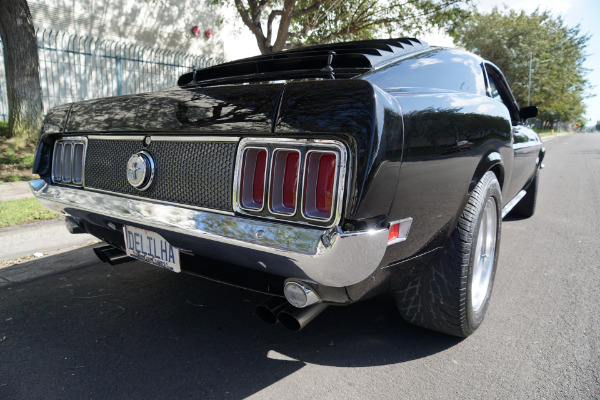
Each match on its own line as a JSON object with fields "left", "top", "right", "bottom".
{"left": 178, "top": 38, "right": 429, "bottom": 86}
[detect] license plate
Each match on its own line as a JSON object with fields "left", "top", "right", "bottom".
{"left": 123, "top": 225, "right": 181, "bottom": 273}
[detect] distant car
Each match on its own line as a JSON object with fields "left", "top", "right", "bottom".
{"left": 31, "top": 38, "right": 544, "bottom": 337}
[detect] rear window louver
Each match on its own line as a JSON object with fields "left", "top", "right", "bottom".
{"left": 178, "top": 38, "right": 428, "bottom": 86}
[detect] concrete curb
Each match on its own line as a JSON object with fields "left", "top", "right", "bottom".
{"left": 540, "top": 132, "right": 571, "bottom": 142}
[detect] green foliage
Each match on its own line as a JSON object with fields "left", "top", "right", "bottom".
{"left": 450, "top": 8, "right": 591, "bottom": 128}
{"left": 288, "top": 0, "right": 472, "bottom": 46}
{"left": 213, "top": 0, "right": 473, "bottom": 54}
{"left": 596, "top": 121, "right": 600, "bottom": 131}
{"left": 0, "top": 197, "right": 59, "bottom": 228}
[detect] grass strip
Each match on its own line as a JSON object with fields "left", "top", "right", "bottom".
{"left": 0, "top": 198, "right": 61, "bottom": 228}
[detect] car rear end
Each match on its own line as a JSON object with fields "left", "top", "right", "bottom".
{"left": 30, "top": 39, "right": 428, "bottom": 327}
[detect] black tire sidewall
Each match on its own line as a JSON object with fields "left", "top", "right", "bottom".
{"left": 465, "top": 173, "right": 502, "bottom": 332}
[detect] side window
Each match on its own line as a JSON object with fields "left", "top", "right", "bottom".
{"left": 485, "top": 66, "right": 520, "bottom": 123}
{"left": 487, "top": 75, "right": 503, "bottom": 103}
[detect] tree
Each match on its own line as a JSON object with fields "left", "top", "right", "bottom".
{"left": 215, "top": 0, "right": 473, "bottom": 54}
{"left": 0, "top": 0, "right": 43, "bottom": 144}
{"left": 596, "top": 121, "right": 600, "bottom": 131}
{"left": 450, "top": 8, "right": 591, "bottom": 129}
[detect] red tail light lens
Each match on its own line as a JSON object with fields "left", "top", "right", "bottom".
{"left": 316, "top": 154, "right": 336, "bottom": 213}
{"left": 240, "top": 148, "right": 267, "bottom": 210}
{"left": 270, "top": 150, "right": 300, "bottom": 215}
{"left": 303, "top": 151, "right": 338, "bottom": 220}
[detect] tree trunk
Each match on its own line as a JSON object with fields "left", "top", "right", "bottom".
{"left": 0, "top": 0, "right": 43, "bottom": 143}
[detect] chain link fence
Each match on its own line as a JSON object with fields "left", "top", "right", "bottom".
{"left": 0, "top": 28, "right": 225, "bottom": 121}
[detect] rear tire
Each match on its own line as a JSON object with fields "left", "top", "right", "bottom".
{"left": 510, "top": 169, "right": 539, "bottom": 218}
{"left": 394, "top": 171, "right": 502, "bottom": 337}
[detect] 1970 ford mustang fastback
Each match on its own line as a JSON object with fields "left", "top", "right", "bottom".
{"left": 30, "top": 38, "right": 544, "bottom": 337}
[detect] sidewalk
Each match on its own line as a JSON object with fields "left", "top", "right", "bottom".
{"left": 0, "top": 181, "right": 34, "bottom": 202}
{"left": 0, "top": 219, "right": 98, "bottom": 265}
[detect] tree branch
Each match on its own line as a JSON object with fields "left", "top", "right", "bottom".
{"left": 266, "top": 9, "right": 283, "bottom": 45}
{"left": 291, "top": 1, "right": 323, "bottom": 18}
{"left": 234, "top": 0, "right": 269, "bottom": 54}
{"left": 272, "top": 0, "right": 296, "bottom": 52}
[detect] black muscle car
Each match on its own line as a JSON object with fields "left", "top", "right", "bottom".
{"left": 30, "top": 38, "right": 544, "bottom": 337}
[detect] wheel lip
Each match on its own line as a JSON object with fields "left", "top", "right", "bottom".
{"left": 470, "top": 197, "right": 498, "bottom": 314}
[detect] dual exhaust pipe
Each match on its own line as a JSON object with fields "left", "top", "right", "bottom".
{"left": 256, "top": 281, "right": 327, "bottom": 331}
{"left": 256, "top": 296, "right": 328, "bottom": 331}
{"left": 93, "top": 244, "right": 326, "bottom": 330}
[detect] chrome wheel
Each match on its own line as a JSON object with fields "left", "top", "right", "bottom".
{"left": 470, "top": 197, "right": 497, "bottom": 313}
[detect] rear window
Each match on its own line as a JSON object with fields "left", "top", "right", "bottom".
{"left": 363, "top": 49, "right": 486, "bottom": 95}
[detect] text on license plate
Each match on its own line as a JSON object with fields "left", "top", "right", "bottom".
{"left": 123, "top": 225, "right": 181, "bottom": 273}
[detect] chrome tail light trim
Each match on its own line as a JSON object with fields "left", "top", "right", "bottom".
{"left": 51, "top": 137, "right": 88, "bottom": 186}
{"left": 233, "top": 138, "right": 348, "bottom": 228}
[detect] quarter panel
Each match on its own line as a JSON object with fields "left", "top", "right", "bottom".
{"left": 381, "top": 90, "right": 512, "bottom": 265}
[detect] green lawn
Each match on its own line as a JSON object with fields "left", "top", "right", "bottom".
{"left": 0, "top": 197, "right": 60, "bottom": 228}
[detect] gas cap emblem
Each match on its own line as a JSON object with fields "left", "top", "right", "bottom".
{"left": 126, "top": 151, "right": 154, "bottom": 191}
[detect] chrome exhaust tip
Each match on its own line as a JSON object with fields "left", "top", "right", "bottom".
{"left": 93, "top": 244, "right": 133, "bottom": 266}
{"left": 255, "top": 297, "right": 288, "bottom": 325}
{"left": 283, "top": 281, "right": 321, "bottom": 308}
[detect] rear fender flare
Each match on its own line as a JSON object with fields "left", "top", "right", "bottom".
{"left": 468, "top": 152, "right": 504, "bottom": 194}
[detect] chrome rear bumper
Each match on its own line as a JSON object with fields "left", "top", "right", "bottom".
{"left": 30, "top": 179, "right": 389, "bottom": 287}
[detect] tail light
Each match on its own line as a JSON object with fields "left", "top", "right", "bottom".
{"left": 270, "top": 149, "right": 300, "bottom": 215}
{"left": 239, "top": 148, "right": 267, "bottom": 210}
{"left": 235, "top": 139, "right": 346, "bottom": 227}
{"left": 72, "top": 143, "right": 85, "bottom": 184}
{"left": 52, "top": 138, "right": 87, "bottom": 186}
{"left": 302, "top": 151, "right": 337, "bottom": 220}
{"left": 62, "top": 143, "right": 73, "bottom": 181}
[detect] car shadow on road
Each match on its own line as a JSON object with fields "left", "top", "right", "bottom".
{"left": 0, "top": 248, "right": 461, "bottom": 399}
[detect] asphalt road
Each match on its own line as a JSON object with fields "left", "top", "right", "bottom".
{"left": 1, "top": 134, "right": 599, "bottom": 399}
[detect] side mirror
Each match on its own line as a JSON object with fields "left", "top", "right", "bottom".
{"left": 519, "top": 106, "right": 538, "bottom": 120}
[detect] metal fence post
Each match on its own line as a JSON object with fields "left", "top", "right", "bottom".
{"left": 116, "top": 55, "right": 123, "bottom": 96}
